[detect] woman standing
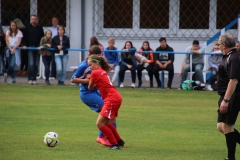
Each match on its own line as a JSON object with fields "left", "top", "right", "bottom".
{"left": 137, "top": 41, "right": 154, "bottom": 88}
{"left": 119, "top": 41, "right": 137, "bottom": 88}
{"left": 52, "top": 26, "right": 70, "bottom": 85}
{"left": 38, "top": 30, "right": 53, "bottom": 85}
{"left": 4, "top": 21, "right": 23, "bottom": 84}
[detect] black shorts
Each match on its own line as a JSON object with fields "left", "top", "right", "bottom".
{"left": 217, "top": 92, "right": 240, "bottom": 125}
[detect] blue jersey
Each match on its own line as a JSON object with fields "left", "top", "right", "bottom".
{"left": 71, "top": 60, "right": 98, "bottom": 93}
{"left": 71, "top": 60, "right": 104, "bottom": 113}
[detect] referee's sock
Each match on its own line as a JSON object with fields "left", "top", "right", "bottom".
{"left": 225, "top": 132, "right": 236, "bottom": 160}
{"left": 234, "top": 128, "right": 240, "bottom": 144}
{"left": 98, "top": 123, "right": 117, "bottom": 137}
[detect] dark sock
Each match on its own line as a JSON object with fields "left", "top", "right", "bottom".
{"left": 234, "top": 129, "right": 240, "bottom": 144}
{"left": 225, "top": 132, "right": 236, "bottom": 160}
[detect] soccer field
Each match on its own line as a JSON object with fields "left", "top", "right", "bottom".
{"left": 0, "top": 84, "right": 239, "bottom": 160}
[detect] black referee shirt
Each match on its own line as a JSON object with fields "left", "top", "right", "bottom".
{"left": 217, "top": 49, "right": 240, "bottom": 95}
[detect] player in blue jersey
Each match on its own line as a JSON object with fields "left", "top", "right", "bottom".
{"left": 71, "top": 45, "right": 117, "bottom": 147}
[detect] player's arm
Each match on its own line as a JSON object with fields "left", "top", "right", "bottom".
{"left": 88, "top": 80, "right": 95, "bottom": 90}
{"left": 71, "top": 74, "right": 90, "bottom": 84}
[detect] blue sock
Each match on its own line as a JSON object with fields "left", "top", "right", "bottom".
{"left": 98, "top": 123, "right": 117, "bottom": 137}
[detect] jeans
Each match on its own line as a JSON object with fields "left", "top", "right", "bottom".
{"left": 42, "top": 55, "right": 52, "bottom": 81}
{"left": 209, "top": 67, "right": 217, "bottom": 85}
{"left": 153, "top": 63, "right": 174, "bottom": 88}
{"left": 110, "top": 64, "right": 120, "bottom": 83}
{"left": 119, "top": 64, "right": 136, "bottom": 83}
{"left": 51, "top": 53, "right": 56, "bottom": 77}
{"left": 6, "top": 53, "right": 16, "bottom": 79}
{"left": 28, "top": 50, "right": 40, "bottom": 81}
{"left": 181, "top": 63, "right": 204, "bottom": 85}
{"left": 55, "top": 54, "right": 69, "bottom": 82}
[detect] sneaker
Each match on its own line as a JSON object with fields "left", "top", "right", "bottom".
{"left": 178, "top": 87, "right": 182, "bottom": 90}
{"left": 130, "top": 83, "right": 135, "bottom": 88}
{"left": 224, "top": 158, "right": 236, "bottom": 160}
{"left": 20, "top": 71, "right": 28, "bottom": 76}
{"left": 96, "top": 136, "right": 112, "bottom": 146}
{"left": 17, "top": 70, "right": 23, "bottom": 76}
{"left": 138, "top": 81, "right": 142, "bottom": 88}
{"left": 150, "top": 81, "right": 153, "bottom": 88}
{"left": 120, "top": 83, "right": 124, "bottom": 88}
{"left": 109, "top": 144, "right": 120, "bottom": 150}
{"left": 3, "top": 73, "right": 7, "bottom": 83}
{"left": 207, "top": 84, "right": 213, "bottom": 91}
{"left": 45, "top": 81, "right": 51, "bottom": 85}
{"left": 28, "top": 80, "right": 33, "bottom": 85}
{"left": 118, "top": 139, "right": 125, "bottom": 147}
{"left": 33, "top": 81, "right": 37, "bottom": 85}
{"left": 9, "top": 79, "right": 16, "bottom": 84}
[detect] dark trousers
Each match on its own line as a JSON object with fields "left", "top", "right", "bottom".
{"left": 119, "top": 64, "right": 136, "bottom": 83}
{"left": 27, "top": 50, "right": 39, "bottom": 81}
{"left": 153, "top": 63, "right": 174, "bottom": 88}
{"left": 51, "top": 53, "right": 56, "bottom": 77}
{"left": 137, "top": 63, "right": 154, "bottom": 82}
{"left": 42, "top": 55, "right": 52, "bottom": 81}
{"left": 20, "top": 50, "right": 28, "bottom": 71}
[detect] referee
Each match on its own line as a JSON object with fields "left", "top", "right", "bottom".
{"left": 216, "top": 34, "right": 240, "bottom": 160}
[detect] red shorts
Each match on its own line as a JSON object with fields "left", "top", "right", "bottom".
{"left": 100, "top": 99, "right": 122, "bottom": 119}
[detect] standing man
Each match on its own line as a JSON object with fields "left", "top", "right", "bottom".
{"left": 23, "top": 14, "right": 44, "bottom": 85}
{"left": 179, "top": 40, "right": 205, "bottom": 89}
{"left": 49, "top": 17, "right": 59, "bottom": 79}
{"left": 153, "top": 37, "right": 174, "bottom": 88}
{"left": 216, "top": 34, "right": 240, "bottom": 160}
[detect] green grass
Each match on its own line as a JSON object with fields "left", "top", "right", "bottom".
{"left": 0, "top": 84, "right": 239, "bottom": 160}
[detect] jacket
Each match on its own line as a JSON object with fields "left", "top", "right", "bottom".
{"left": 51, "top": 35, "right": 70, "bottom": 54}
{"left": 154, "top": 45, "right": 174, "bottom": 64}
{"left": 39, "top": 37, "right": 53, "bottom": 56}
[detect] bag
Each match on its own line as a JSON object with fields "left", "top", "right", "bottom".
{"left": 182, "top": 80, "right": 194, "bottom": 90}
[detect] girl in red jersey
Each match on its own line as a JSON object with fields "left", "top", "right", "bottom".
{"left": 88, "top": 55, "right": 124, "bottom": 150}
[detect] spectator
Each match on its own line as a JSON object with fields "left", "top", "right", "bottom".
{"left": 235, "top": 41, "right": 240, "bottom": 52}
{"left": 4, "top": 21, "right": 23, "bottom": 84}
{"left": 23, "top": 14, "right": 44, "bottom": 85}
{"left": 49, "top": 17, "right": 59, "bottom": 79}
{"left": 137, "top": 41, "right": 154, "bottom": 88}
{"left": 179, "top": 40, "right": 205, "bottom": 89}
{"left": 104, "top": 37, "right": 120, "bottom": 84}
{"left": 207, "top": 44, "right": 222, "bottom": 91}
{"left": 153, "top": 37, "right": 174, "bottom": 89}
{"left": 119, "top": 41, "right": 137, "bottom": 88}
{"left": 13, "top": 18, "right": 28, "bottom": 76}
{"left": 0, "top": 30, "right": 6, "bottom": 77}
{"left": 38, "top": 30, "right": 53, "bottom": 85}
{"left": 52, "top": 25, "right": 70, "bottom": 85}
{"left": 89, "top": 36, "right": 104, "bottom": 56}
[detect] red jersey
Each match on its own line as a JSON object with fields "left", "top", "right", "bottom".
{"left": 90, "top": 68, "right": 122, "bottom": 102}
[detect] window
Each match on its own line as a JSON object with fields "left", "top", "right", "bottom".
{"left": 38, "top": 0, "right": 67, "bottom": 27}
{"left": 104, "top": 0, "right": 133, "bottom": 28}
{"left": 180, "top": 0, "right": 209, "bottom": 29}
{"left": 140, "top": 0, "right": 169, "bottom": 29}
{"left": 217, "top": 0, "right": 239, "bottom": 29}
{"left": 1, "top": 0, "right": 30, "bottom": 26}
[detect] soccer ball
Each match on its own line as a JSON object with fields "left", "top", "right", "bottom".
{"left": 43, "top": 132, "right": 59, "bottom": 147}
